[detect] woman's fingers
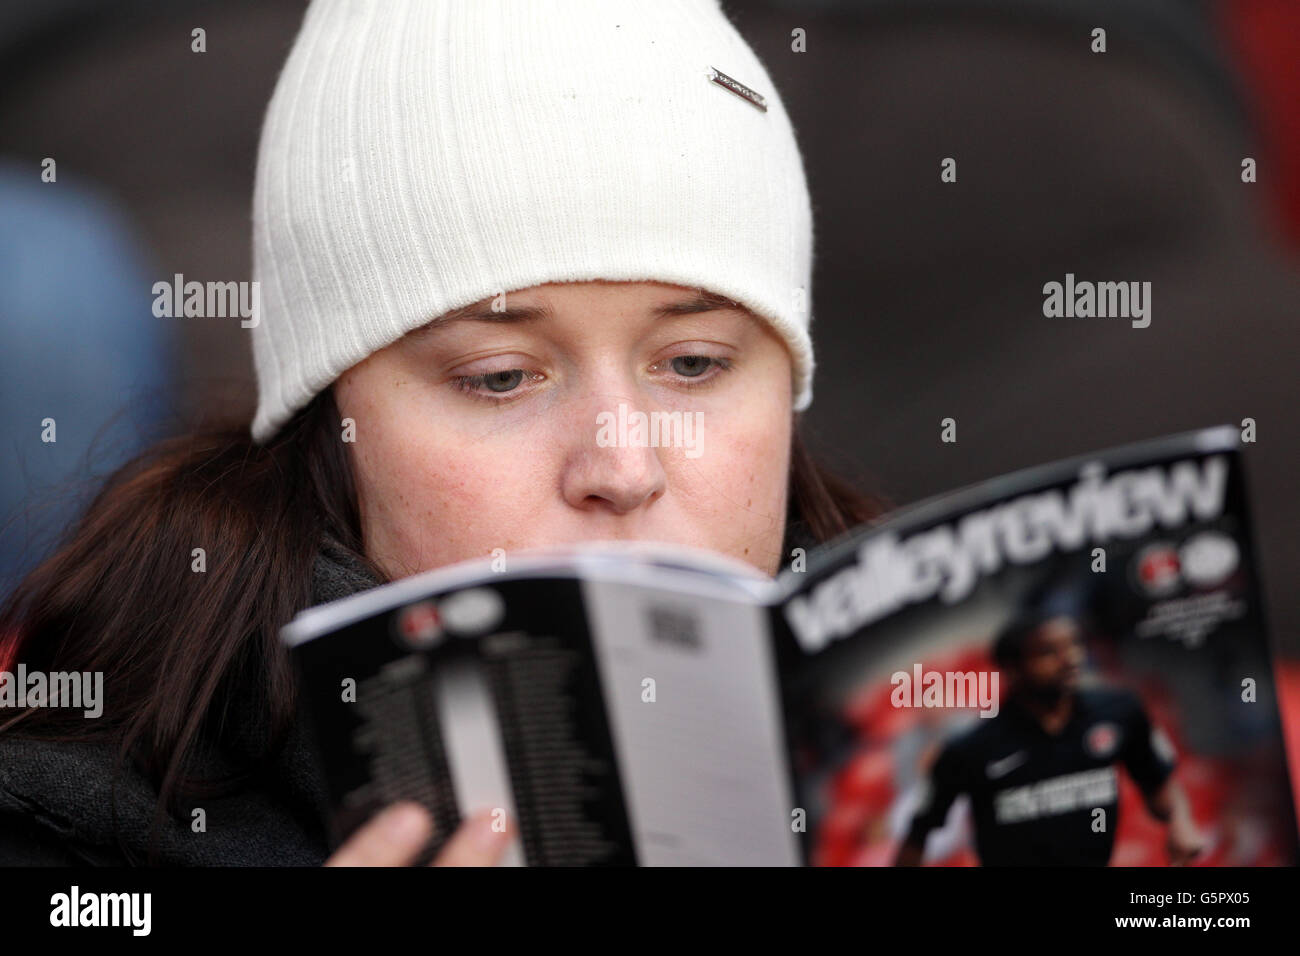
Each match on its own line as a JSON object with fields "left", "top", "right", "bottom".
{"left": 431, "top": 809, "right": 513, "bottom": 866}
{"left": 323, "top": 803, "right": 513, "bottom": 867}
{"left": 323, "top": 802, "right": 433, "bottom": 867}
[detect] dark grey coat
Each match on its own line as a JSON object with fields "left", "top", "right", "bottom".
{"left": 0, "top": 538, "right": 381, "bottom": 865}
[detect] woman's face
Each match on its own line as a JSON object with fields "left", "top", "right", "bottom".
{"left": 333, "top": 280, "right": 794, "bottom": 579}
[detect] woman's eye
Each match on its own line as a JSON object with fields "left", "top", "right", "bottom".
{"left": 656, "top": 355, "right": 733, "bottom": 385}
{"left": 481, "top": 369, "right": 525, "bottom": 392}
{"left": 670, "top": 355, "right": 712, "bottom": 377}
{"left": 452, "top": 368, "right": 532, "bottom": 398}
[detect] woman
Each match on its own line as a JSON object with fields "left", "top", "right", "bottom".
{"left": 0, "top": 0, "right": 881, "bottom": 865}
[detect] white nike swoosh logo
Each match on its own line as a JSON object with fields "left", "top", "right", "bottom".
{"left": 986, "top": 751, "right": 1028, "bottom": 779}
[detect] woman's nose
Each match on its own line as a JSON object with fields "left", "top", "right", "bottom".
{"left": 560, "top": 398, "right": 669, "bottom": 515}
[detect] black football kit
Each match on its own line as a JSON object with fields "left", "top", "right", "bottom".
{"left": 905, "top": 687, "right": 1176, "bottom": 865}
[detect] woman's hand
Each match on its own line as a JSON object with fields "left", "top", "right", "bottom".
{"left": 324, "top": 802, "right": 513, "bottom": 866}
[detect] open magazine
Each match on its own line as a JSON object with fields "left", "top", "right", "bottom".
{"left": 282, "top": 425, "right": 1298, "bottom": 866}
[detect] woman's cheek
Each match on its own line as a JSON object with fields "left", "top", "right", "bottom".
{"left": 691, "top": 426, "right": 786, "bottom": 516}
{"left": 726, "top": 421, "right": 792, "bottom": 552}
{"left": 395, "top": 446, "right": 536, "bottom": 552}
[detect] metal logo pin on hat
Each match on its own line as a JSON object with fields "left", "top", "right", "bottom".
{"left": 708, "top": 67, "right": 767, "bottom": 112}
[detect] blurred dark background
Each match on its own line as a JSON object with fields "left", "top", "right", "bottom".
{"left": 0, "top": 0, "right": 1297, "bottom": 647}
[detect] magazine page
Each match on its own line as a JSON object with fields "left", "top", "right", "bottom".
{"left": 287, "top": 574, "right": 636, "bottom": 866}
{"left": 771, "top": 426, "right": 1298, "bottom": 866}
{"left": 283, "top": 542, "right": 792, "bottom": 866}
{"left": 578, "top": 569, "right": 798, "bottom": 865}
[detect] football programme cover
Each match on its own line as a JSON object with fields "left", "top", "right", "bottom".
{"left": 286, "top": 425, "right": 1298, "bottom": 866}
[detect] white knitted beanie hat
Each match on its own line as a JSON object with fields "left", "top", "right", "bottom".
{"left": 250, "top": 0, "right": 814, "bottom": 442}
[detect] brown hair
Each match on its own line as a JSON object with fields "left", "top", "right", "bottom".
{"left": 0, "top": 390, "right": 885, "bottom": 853}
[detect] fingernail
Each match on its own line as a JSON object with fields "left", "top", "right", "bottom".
{"left": 472, "top": 813, "right": 509, "bottom": 852}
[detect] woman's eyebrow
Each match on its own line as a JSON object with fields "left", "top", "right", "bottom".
{"left": 407, "top": 290, "right": 744, "bottom": 338}
{"left": 651, "top": 291, "right": 746, "bottom": 317}
{"left": 406, "top": 300, "right": 554, "bottom": 337}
